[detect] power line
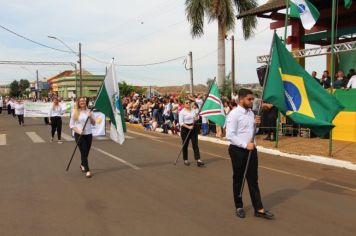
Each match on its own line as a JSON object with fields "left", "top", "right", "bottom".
{"left": 0, "top": 24, "right": 72, "bottom": 53}
{"left": 83, "top": 54, "right": 186, "bottom": 67}
{"left": 117, "top": 55, "right": 186, "bottom": 67}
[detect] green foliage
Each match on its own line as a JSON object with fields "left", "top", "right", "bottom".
{"left": 41, "top": 89, "right": 50, "bottom": 98}
{"left": 19, "top": 79, "right": 30, "bottom": 93}
{"left": 9, "top": 80, "right": 20, "bottom": 97}
{"left": 119, "top": 81, "right": 145, "bottom": 97}
{"left": 9, "top": 79, "right": 30, "bottom": 97}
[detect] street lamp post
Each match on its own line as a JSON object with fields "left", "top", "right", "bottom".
{"left": 48, "top": 36, "right": 82, "bottom": 97}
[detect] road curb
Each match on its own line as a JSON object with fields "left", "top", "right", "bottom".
{"left": 125, "top": 122, "right": 356, "bottom": 171}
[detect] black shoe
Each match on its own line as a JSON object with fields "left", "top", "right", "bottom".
{"left": 236, "top": 208, "right": 246, "bottom": 218}
{"left": 197, "top": 160, "right": 205, "bottom": 167}
{"left": 184, "top": 160, "right": 190, "bottom": 166}
{"left": 254, "top": 210, "right": 274, "bottom": 220}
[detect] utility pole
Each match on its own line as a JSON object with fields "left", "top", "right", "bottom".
{"left": 231, "top": 35, "right": 235, "bottom": 96}
{"left": 188, "top": 51, "right": 194, "bottom": 95}
{"left": 79, "top": 43, "right": 83, "bottom": 97}
{"left": 36, "top": 69, "right": 39, "bottom": 99}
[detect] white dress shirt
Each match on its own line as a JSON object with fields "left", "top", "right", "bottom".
{"left": 226, "top": 105, "right": 256, "bottom": 149}
{"left": 179, "top": 108, "right": 197, "bottom": 126}
{"left": 49, "top": 105, "right": 63, "bottom": 117}
{"left": 69, "top": 109, "right": 93, "bottom": 135}
{"left": 347, "top": 75, "right": 356, "bottom": 89}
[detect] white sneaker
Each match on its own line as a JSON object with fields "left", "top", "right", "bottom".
{"left": 50, "top": 138, "right": 53, "bottom": 143}
{"left": 85, "top": 171, "right": 92, "bottom": 178}
{"left": 58, "top": 140, "right": 63, "bottom": 144}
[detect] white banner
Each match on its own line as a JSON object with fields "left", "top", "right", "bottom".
{"left": 91, "top": 112, "right": 106, "bottom": 136}
{"left": 24, "top": 102, "right": 72, "bottom": 117}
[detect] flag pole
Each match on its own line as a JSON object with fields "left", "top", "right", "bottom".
{"left": 174, "top": 77, "right": 217, "bottom": 165}
{"left": 275, "top": 0, "right": 290, "bottom": 148}
{"left": 328, "top": 0, "right": 337, "bottom": 157}
{"left": 239, "top": 32, "right": 276, "bottom": 198}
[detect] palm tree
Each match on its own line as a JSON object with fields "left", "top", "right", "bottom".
{"left": 185, "top": 0, "right": 258, "bottom": 88}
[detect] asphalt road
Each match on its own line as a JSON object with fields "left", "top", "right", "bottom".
{"left": 0, "top": 114, "right": 356, "bottom": 236}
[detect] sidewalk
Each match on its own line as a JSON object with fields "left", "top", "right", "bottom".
{"left": 126, "top": 122, "right": 356, "bottom": 171}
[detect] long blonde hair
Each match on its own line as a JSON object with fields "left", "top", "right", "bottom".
{"left": 51, "top": 97, "right": 59, "bottom": 111}
{"left": 72, "top": 97, "right": 86, "bottom": 121}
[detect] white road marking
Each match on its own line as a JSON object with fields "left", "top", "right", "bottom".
{"left": 128, "top": 130, "right": 356, "bottom": 193}
{"left": 61, "top": 133, "right": 74, "bottom": 141}
{"left": 92, "top": 147, "right": 140, "bottom": 170}
{"left": 0, "top": 134, "right": 6, "bottom": 145}
{"left": 259, "top": 166, "right": 356, "bottom": 193}
{"left": 25, "top": 132, "right": 45, "bottom": 143}
{"left": 127, "top": 130, "right": 160, "bottom": 139}
{"left": 106, "top": 130, "right": 134, "bottom": 139}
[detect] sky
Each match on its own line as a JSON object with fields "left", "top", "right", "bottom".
{"left": 0, "top": 0, "right": 325, "bottom": 86}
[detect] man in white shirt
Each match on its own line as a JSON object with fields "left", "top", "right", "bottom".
{"left": 346, "top": 75, "right": 356, "bottom": 89}
{"left": 226, "top": 88, "right": 274, "bottom": 220}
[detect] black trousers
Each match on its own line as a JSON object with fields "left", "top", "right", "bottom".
{"left": 180, "top": 125, "right": 200, "bottom": 161}
{"left": 0, "top": 107, "right": 2, "bottom": 114}
{"left": 11, "top": 109, "right": 15, "bottom": 117}
{"left": 50, "top": 117, "right": 62, "bottom": 140}
{"left": 228, "top": 145, "right": 263, "bottom": 211}
{"left": 17, "top": 114, "right": 24, "bottom": 125}
{"left": 74, "top": 133, "right": 92, "bottom": 172}
{"left": 7, "top": 105, "right": 11, "bottom": 114}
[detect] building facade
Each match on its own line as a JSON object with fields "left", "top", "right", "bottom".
{"left": 47, "top": 70, "right": 104, "bottom": 99}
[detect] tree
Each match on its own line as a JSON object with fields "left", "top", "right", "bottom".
{"left": 9, "top": 80, "right": 20, "bottom": 97}
{"left": 185, "top": 0, "right": 257, "bottom": 88}
{"left": 119, "top": 81, "right": 145, "bottom": 97}
{"left": 19, "top": 79, "right": 30, "bottom": 95}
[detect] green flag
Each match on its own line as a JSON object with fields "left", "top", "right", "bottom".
{"left": 344, "top": 0, "right": 352, "bottom": 8}
{"left": 263, "top": 33, "right": 343, "bottom": 137}
{"left": 290, "top": 0, "right": 320, "bottom": 30}
{"left": 94, "top": 63, "right": 126, "bottom": 144}
{"left": 199, "top": 81, "right": 226, "bottom": 127}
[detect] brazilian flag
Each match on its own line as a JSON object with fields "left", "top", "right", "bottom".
{"left": 263, "top": 33, "right": 343, "bottom": 137}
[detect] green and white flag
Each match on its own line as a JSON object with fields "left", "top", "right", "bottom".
{"left": 94, "top": 63, "right": 126, "bottom": 144}
{"left": 199, "top": 80, "right": 226, "bottom": 127}
{"left": 344, "top": 0, "right": 352, "bottom": 8}
{"left": 290, "top": 0, "right": 320, "bottom": 30}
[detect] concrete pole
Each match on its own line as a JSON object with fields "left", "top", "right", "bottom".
{"left": 79, "top": 43, "right": 83, "bottom": 97}
{"left": 36, "top": 69, "right": 39, "bottom": 99}
{"left": 189, "top": 51, "right": 194, "bottom": 95}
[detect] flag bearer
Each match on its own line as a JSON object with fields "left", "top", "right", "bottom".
{"left": 178, "top": 99, "right": 204, "bottom": 167}
{"left": 226, "top": 89, "right": 274, "bottom": 219}
{"left": 69, "top": 97, "right": 96, "bottom": 178}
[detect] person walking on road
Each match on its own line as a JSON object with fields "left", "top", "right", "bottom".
{"left": 178, "top": 99, "right": 204, "bottom": 167}
{"left": 15, "top": 99, "right": 25, "bottom": 126}
{"left": 10, "top": 98, "right": 16, "bottom": 117}
{"left": 49, "top": 97, "right": 63, "bottom": 144}
{"left": 0, "top": 96, "right": 3, "bottom": 114}
{"left": 226, "top": 89, "right": 274, "bottom": 220}
{"left": 69, "top": 97, "right": 96, "bottom": 178}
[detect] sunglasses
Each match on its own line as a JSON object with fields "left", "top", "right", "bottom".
{"left": 185, "top": 102, "right": 191, "bottom": 104}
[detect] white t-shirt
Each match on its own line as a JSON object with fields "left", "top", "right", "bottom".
{"left": 15, "top": 103, "right": 24, "bottom": 115}
{"left": 347, "top": 75, "right": 356, "bottom": 89}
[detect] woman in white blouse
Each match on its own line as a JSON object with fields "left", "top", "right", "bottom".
{"left": 178, "top": 99, "right": 204, "bottom": 167}
{"left": 14, "top": 99, "right": 25, "bottom": 126}
{"left": 49, "top": 97, "right": 63, "bottom": 143}
{"left": 69, "top": 97, "right": 96, "bottom": 178}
